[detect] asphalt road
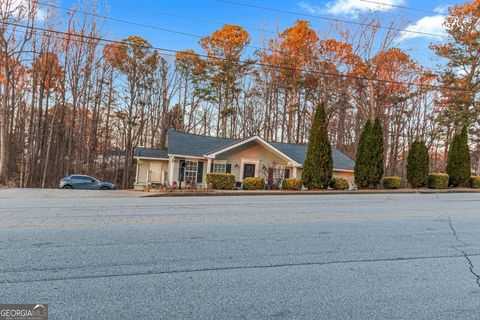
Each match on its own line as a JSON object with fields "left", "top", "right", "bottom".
{"left": 0, "top": 190, "right": 479, "bottom": 319}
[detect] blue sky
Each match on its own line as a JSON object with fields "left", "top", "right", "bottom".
{"left": 57, "top": 0, "right": 465, "bottom": 69}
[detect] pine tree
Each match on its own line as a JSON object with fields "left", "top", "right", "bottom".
{"left": 301, "top": 103, "right": 333, "bottom": 189}
{"left": 446, "top": 126, "right": 471, "bottom": 187}
{"left": 406, "top": 140, "right": 429, "bottom": 188}
{"left": 354, "top": 118, "right": 384, "bottom": 188}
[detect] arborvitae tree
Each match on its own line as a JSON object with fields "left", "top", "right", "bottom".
{"left": 354, "top": 117, "right": 384, "bottom": 188}
{"left": 354, "top": 120, "right": 373, "bottom": 188}
{"left": 406, "top": 140, "right": 429, "bottom": 188}
{"left": 446, "top": 126, "right": 471, "bottom": 187}
{"left": 371, "top": 118, "right": 384, "bottom": 185}
{"left": 301, "top": 103, "right": 333, "bottom": 189}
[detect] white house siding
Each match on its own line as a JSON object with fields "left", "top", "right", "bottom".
{"left": 171, "top": 158, "right": 207, "bottom": 187}
{"left": 136, "top": 160, "right": 150, "bottom": 184}
{"left": 134, "top": 159, "right": 169, "bottom": 189}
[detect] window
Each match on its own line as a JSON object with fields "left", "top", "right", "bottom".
{"left": 213, "top": 162, "right": 226, "bottom": 173}
{"left": 183, "top": 160, "right": 198, "bottom": 184}
{"left": 72, "top": 176, "right": 94, "bottom": 182}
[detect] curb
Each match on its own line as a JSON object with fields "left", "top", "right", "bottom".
{"left": 141, "top": 189, "right": 480, "bottom": 197}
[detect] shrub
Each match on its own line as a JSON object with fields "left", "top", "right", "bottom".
{"left": 301, "top": 102, "right": 333, "bottom": 189}
{"left": 354, "top": 117, "right": 384, "bottom": 188}
{"left": 446, "top": 126, "right": 471, "bottom": 187}
{"left": 329, "top": 177, "right": 349, "bottom": 190}
{"left": 206, "top": 173, "right": 235, "bottom": 190}
{"left": 428, "top": 173, "right": 449, "bottom": 189}
{"left": 282, "top": 178, "right": 302, "bottom": 190}
{"left": 470, "top": 176, "right": 480, "bottom": 189}
{"left": 382, "top": 176, "right": 402, "bottom": 189}
{"left": 243, "top": 177, "right": 265, "bottom": 190}
{"left": 406, "top": 140, "right": 429, "bottom": 188}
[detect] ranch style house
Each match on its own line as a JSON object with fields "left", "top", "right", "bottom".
{"left": 133, "top": 130, "right": 355, "bottom": 190}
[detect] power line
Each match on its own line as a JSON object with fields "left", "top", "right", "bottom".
{"left": 31, "top": 0, "right": 278, "bottom": 36}
{"left": 94, "top": 3, "right": 279, "bottom": 35}
{"left": 359, "top": 0, "right": 443, "bottom": 15}
{"left": 3, "top": 20, "right": 464, "bottom": 92}
{"left": 36, "top": 0, "right": 449, "bottom": 45}
{"left": 28, "top": 0, "right": 358, "bottom": 68}
{"left": 216, "top": 0, "right": 451, "bottom": 39}
{"left": 31, "top": 0, "right": 448, "bottom": 77}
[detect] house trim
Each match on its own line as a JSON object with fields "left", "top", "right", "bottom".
{"left": 168, "top": 154, "right": 205, "bottom": 160}
{"left": 134, "top": 156, "right": 169, "bottom": 161}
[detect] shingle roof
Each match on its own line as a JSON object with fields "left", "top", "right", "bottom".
{"left": 270, "top": 142, "right": 355, "bottom": 171}
{"left": 167, "top": 130, "right": 237, "bottom": 157}
{"left": 134, "top": 147, "right": 169, "bottom": 159}
{"left": 134, "top": 130, "right": 355, "bottom": 171}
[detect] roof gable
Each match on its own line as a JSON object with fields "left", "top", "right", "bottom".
{"left": 205, "top": 135, "right": 301, "bottom": 166}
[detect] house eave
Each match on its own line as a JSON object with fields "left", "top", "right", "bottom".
{"left": 168, "top": 154, "right": 205, "bottom": 160}
{"left": 134, "top": 156, "right": 169, "bottom": 161}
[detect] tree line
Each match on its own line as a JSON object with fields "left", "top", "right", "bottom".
{"left": 1, "top": 0, "right": 479, "bottom": 188}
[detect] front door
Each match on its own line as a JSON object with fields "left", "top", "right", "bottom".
{"left": 243, "top": 164, "right": 255, "bottom": 179}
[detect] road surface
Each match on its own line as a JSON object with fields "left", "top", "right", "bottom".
{"left": 0, "top": 189, "right": 479, "bottom": 319}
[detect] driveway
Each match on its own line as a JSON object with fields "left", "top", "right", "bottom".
{"left": 0, "top": 191, "right": 479, "bottom": 319}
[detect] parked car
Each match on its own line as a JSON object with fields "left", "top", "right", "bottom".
{"left": 59, "top": 175, "right": 117, "bottom": 190}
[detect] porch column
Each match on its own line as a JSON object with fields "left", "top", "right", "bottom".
{"left": 293, "top": 167, "right": 298, "bottom": 179}
{"left": 135, "top": 160, "right": 140, "bottom": 184}
{"left": 168, "top": 156, "right": 175, "bottom": 185}
{"left": 207, "top": 158, "right": 212, "bottom": 173}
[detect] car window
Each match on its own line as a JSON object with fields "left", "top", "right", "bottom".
{"left": 71, "top": 176, "right": 92, "bottom": 181}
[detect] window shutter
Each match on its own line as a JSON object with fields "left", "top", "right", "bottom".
{"left": 285, "top": 169, "right": 290, "bottom": 179}
{"left": 268, "top": 168, "right": 274, "bottom": 184}
{"left": 197, "top": 162, "right": 204, "bottom": 183}
{"left": 178, "top": 160, "right": 185, "bottom": 181}
{"left": 226, "top": 163, "right": 232, "bottom": 173}
{"left": 210, "top": 162, "right": 214, "bottom": 172}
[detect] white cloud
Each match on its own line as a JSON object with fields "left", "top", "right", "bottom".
{"left": 434, "top": 4, "right": 450, "bottom": 14}
{"left": 299, "top": 0, "right": 405, "bottom": 18}
{"left": 1, "top": 0, "right": 45, "bottom": 21}
{"left": 398, "top": 15, "right": 447, "bottom": 41}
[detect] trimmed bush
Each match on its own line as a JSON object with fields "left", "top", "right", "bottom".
{"left": 470, "top": 176, "right": 480, "bottom": 189}
{"left": 354, "top": 117, "right": 384, "bottom": 188}
{"left": 446, "top": 126, "right": 471, "bottom": 187}
{"left": 301, "top": 102, "right": 333, "bottom": 189}
{"left": 206, "top": 173, "right": 235, "bottom": 190}
{"left": 282, "top": 178, "right": 302, "bottom": 190}
{"left": 406, "top": 140, "right": 429, "bottom": 188}
{"left": 243, "top": 177, "right": 265, "bottom": 190}
{"left": 329, "top": 177, "right": 349, "bottom": 190}
{"left": 382, "top": 176, "right": 402, "bottom": 189}
{"left": 428, "top": 173, "right": 449, "bottom": 189}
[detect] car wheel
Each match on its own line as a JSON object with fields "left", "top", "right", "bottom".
{"left": 100, "top": 186, "right": 110, "bottom": 190}
{"left": 62, "top": 185, "right": 73, "bottom": 189}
